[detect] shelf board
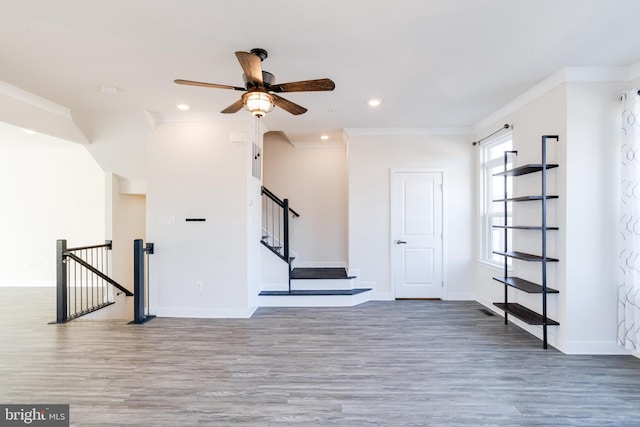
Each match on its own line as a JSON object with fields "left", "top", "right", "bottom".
{"left": 493, "top": 276, "right": 559, "bottom": 294}
{"left": 494, "top": 302, "right": 559, "bottom": 325}
{"left": 493, "top": 164, "right": 558, "bottom": 177}
{"left": 493, "top": 195, "right": 559, "bottom": 203}
{"left": 493, "top": 251, "right": 559, "bottom": 262}
{"left": 492, "top": 225, "right": 559, "bottom": 230}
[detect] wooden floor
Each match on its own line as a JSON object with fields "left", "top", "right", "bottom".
{"left": 2, "top": 288, "right": 640, "bottom": 426}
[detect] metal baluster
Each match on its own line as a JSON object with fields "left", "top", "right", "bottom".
{"left": 91, "top": 248, "right": 95, "bottom": 308}
{"left": 271, "top": 200, "right": 275, "bottom": 247}
{"left": 85, "top": 249, "right": 89, "bottom": 312}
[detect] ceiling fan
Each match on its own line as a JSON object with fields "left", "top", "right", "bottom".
{"left": 174, "top": 48, "right": 335, "bottom": 118}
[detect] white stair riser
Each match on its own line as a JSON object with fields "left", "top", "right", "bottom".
{"left": 257, "top": 291, "right": 371, "bottom": 308}
{"left": 290, "top": 278, "right": 357, "bottom": 291}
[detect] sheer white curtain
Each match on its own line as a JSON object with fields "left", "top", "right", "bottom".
{"left": 619, "top": 88, "right": 640, "bottom": 350}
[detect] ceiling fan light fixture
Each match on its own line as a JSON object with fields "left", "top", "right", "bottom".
{"left": 242, "top": 90, "right": 274, "bottom": 118}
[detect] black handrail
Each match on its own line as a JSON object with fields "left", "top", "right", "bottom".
{"left": 66, "top": 241, "right": 112, "bottom": 252}
{"left": 261, "top": 186, "right": 300, "bottom": 217}
{"left": 65, "top": 253, "right": 133, "bottom": 296}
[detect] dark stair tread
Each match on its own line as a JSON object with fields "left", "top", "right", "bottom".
{"left": 493, "top": 302, "right": 559, "bottom": 325}
{"left": 260, "top": 288, "right": 371, "bottom": 296}
{"left": 290, "top": 268, "right": 356, "bottom": 280}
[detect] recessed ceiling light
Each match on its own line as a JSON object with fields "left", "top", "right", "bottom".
{"left": 368, "top": 98, "right": 382, "bottom": 107}
{"left": 176, "top": 103, "right": 190, "bottom": 111}
{"left": 320, "top": 135, "right": 329, "bottom": 140}
{"left": 99, "top": 85, "right": 118, "bottom": 95}
{"left": 22, "top": 129, "right": 36, "bottom": 134}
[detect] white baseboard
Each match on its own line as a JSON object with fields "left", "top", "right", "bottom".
{"left": 445, "top": 291, "right": 475, "bottom": 301}
{"left": 152, "top": 306, "right": 256, "bottom": 319}
{"left": 373, "top": 291, "right": 394, "bottom": 301}
{"left": 563, "top": 340, "right": 630, "bottom": 355}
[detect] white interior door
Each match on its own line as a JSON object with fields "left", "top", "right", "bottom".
{"left": 391, "top": 171, "right": 443, "bottom": 299}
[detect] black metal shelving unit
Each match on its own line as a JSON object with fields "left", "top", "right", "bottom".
{"left": 491, "top": 135, "right": 560, "bottom": 349}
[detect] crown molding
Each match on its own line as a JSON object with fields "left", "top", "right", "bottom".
{"left": 473, "top": 66, "right": 636, "bottom": 132}
{"left": 0, "top": 80, "right": 71, "bottom": 119}
{"left": 344, "top": 127, "right": 471, "bottom": 137}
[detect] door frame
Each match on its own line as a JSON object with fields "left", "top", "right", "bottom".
{"left": 390, "top": 168, "right": 448, "bottom": 300}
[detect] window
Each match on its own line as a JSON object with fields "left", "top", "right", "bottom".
{"left": 480, "top": 133, "right": 513, "bottom": 266}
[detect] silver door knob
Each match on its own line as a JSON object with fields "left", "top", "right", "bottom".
{"left": 395, "top": 240, "right": 407, "bottom": 244}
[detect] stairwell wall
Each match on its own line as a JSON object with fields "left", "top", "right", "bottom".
{"left": 263, "top": 133, "right": 348, "bottom": 268}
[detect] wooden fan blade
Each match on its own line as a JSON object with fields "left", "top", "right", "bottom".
{"left": 221, "top": 99, "right": 244, "bottom": 114}
{"left": 271, "top": 78, "right": 335, "bottom": 93}
{"left": 272, "top": 94, "right": 307, "bottom": 115}
{"left": 235, "top": 51, "right": 263, "bottom": 87}
{"left": 174, "top": 79, "right": 245, "bottom": 91}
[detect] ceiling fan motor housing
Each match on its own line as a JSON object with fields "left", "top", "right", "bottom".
{"left": 242, "top": 71, "right": 275, "bottom": 89}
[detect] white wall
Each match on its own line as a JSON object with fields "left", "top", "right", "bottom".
{"left": 564, "top": 81, "right": 626, "bottom": 353}
{"left": 106, "top": 174, "right": 147, "bottom": 288}
{"left": 82, "top": 174, "right": 146, "bottom": 321}
{"left": 0, "top": 129, "right": 105, "bottom": 286}
{"left": 263, "top": 133, "right": 348, "bottom": 268}
{"left": 74, "top": 109, "right": 148, "bottom": 182}
{"left": 146, "top": 119, "right": 260, "bottom": 318}
{"left": 347, "top": 133, "right": 475, "bottom": 300}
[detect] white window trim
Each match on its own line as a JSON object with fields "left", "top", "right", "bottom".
{"left": 479, "top": 132, "right": 513, "bottom": 268}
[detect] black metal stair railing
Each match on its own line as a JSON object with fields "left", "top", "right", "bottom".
{"left": 55, "top": 239, "right": 131, "bottom": 323}
{"left": 55, "top": 239, "right": 155, "bottom": 324}
{"left": 261, "top": 186, "right": 299, "bottom": 292}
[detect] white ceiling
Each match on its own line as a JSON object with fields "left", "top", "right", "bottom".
{"left": 1, "top": 0, "right": 640, "bottom": 142}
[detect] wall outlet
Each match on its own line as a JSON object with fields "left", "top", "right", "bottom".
{"left": 195, "top": 281, "right": 203, "bottom": 291}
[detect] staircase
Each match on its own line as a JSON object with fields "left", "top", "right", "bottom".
{"left": 259, "top": 186, "right": 372, "bottom": 307}
{"left": 259, "top": 267, "right": 372, "bottom": 307}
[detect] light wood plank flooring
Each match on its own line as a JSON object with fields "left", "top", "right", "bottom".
{"left": 1, "top": 287, "right": 640, "bottom": 426}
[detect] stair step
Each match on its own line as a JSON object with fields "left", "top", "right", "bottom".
{"left": 290, "top": 278, "right": 356, "bottom": 291}
{"left": 257, "top": 288, "right": 373, "bottom": 307}
{"left": 291, "top": 267, "right": 355, "bottom": 280}
{"left": 260, "top": 288, "right": 370, "bottom": 296}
